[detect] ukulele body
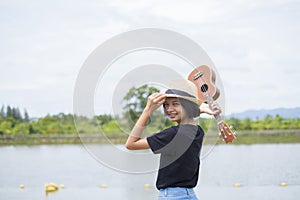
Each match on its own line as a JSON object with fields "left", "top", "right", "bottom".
{"left": 187, "top": 65, "right": 220, "bottom": 102}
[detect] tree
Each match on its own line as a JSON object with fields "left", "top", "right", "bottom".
{"left": 241, "top": 117, "right": 251, "bottom": 130}
{"left": 0, "top": 105, "right": 5, "bottom": 118}
{"left": 97, "top": 114, "right": 113, "bottom": 125}
{"left": 29, "top": 124, "right": 35, "bottom": 134}
{"left": 24, "top": 109, "right": 30, "bottom": 122}
{"left": 123, "top": 84, "right": 160, "bottom": 124}
{"left": 6, "top": 106, "right": 12, "bottom": 118}
{"left": 12, "top": 107, "right": 22, "bottom": 121}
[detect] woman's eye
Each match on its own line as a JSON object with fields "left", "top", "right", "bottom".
{"left": 173, "top": 102, "right": 180, "bottom": 106}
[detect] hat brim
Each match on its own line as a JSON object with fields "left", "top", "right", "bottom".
{"left": 165, "top": 94, "right": 202, "bottom": 106}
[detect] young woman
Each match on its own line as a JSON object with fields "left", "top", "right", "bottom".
{"left": 125, "top": 79, "right": 221, "bottom": 200}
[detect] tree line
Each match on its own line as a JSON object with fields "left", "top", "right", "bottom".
{"left": 1, "top": 85, "right": 300, "bottom": 136}
{"left": 1, "top": 107, "right": 300, "bottom": 137}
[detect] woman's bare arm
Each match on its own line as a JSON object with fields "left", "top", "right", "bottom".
{"left": 125, "top": 93, "right": 166, "bottom": 150}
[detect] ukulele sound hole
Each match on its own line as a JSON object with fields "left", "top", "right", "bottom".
{"left": 201, "top": 84, "right": 208, "bottom": 92}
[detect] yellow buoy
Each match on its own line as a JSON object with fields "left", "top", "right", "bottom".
{"left": 19, "top": 184, "right": 25, "bottom": 189}
{"left": 100, "top": 184, "right": 107, "bottom": 189}
{"left": 144, "top": 184, "right": 151, "bottom": 189}
{"left": 59, "top": 184, "right": 65, "bottom": 189}
{"left": 234, "top": 183, "right": 241, "bottom": 187}
{"left": 45, "top": 182, "right": 59, "bottom": 192}
{"left": 281, "top": 182, "right": 287, "bottom": 187}
{"left": 49, "top": 183, "right": 59, "bottom": 190}
{"left": 46, "top": 186, "right": 57, "bottom": 192}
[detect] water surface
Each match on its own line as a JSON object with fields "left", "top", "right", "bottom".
{"left": 0, "top": 144, "right": 299, "bottom": 200}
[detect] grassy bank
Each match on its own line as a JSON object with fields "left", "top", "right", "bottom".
{"left": 1, "top": 129, "right": 300, "bottom": 145}
{"left": 223, "top": 129, "right": 300, "bottom": 145}
{"left": 0, "top": 134, "right": 127, "bottom": 145}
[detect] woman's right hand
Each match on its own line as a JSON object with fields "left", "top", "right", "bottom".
{"left": 145, "top": 93, "right": 167, "bottom": 114}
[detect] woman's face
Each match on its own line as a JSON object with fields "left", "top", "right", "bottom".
{"left": 163, "top": 97, "right": 188, "bottom": 124}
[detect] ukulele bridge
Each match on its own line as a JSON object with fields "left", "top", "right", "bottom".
{"left": 193, "top": 71, "right": 203, "bottom": 80}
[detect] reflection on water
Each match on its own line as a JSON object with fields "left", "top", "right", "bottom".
{"left": 0, "top": 144, "right": 299, "bottom": 200}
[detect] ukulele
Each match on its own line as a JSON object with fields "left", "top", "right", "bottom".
{"left": 188, "top": 65, "right": 236, "bottom": 143}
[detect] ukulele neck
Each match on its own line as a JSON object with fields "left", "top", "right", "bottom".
{"left": 204, "top": 93, "right": 223, "bottom": 125}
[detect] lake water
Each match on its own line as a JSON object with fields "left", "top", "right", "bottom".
{"left": 0, "top": 144, "right": 299, "bottom": 200}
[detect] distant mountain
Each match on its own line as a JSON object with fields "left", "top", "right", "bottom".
{"left": 227, "top": 107, "right": 300, "bottom": 119}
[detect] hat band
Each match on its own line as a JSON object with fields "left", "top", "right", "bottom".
{"left": 165, "top": 89, "right": 196, "bottom": 98}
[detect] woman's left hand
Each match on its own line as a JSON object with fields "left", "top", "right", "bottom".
{"left": 199, "top": 102, "right": 222, "bottom": 115}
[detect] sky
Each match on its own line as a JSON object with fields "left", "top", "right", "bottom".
{"left": 0, "top": 0, "right": 299, "bottom": 118}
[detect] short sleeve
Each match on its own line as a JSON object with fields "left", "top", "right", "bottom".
{"left": 146, "top": 126, "right": 177, "bottom": 154}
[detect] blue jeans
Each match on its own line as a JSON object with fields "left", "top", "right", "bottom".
{"left": 158, "top": 187, "right": 198, "bottom": 200}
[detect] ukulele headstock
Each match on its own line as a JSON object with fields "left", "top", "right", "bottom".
{"left": 218, "top": 123, "right": 237, "bottom": 143}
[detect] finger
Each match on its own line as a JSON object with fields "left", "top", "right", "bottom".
{"left": 157, "top": 97, "right": 166, "bottom": 105}
{"left": 149, "top": 93, "right": 160, "bottom": 98}
{"left": 156, "top": 98, "right": 167, "bottom": 105}
{"left": 214, "top": 109, "right": 222, "bottom": 115}
{"left": 150, "top": 93, "right": 166, "bottom": 104}
{"left": 157, "top": 93, "right": 167, "bottom": 100}
{"left": 149, "top": 93, "right": 162, "bottom": 100}
{"left": 211, "top": 102, "right": 219, "bottom": 109}
{"left": 212, "top": 105, "right": 221, "bottom": 111}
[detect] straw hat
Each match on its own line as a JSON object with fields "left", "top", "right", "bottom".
{"left": 165, "top": 79, "right": 202, "bottom": 106}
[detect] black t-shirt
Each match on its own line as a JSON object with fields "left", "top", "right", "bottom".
{"left": 147, "top": 124, "right": 204, "bottom": 189}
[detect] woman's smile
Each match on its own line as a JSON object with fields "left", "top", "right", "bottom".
{"left": 167, "top": 112, "right": 178, "bottom": 120}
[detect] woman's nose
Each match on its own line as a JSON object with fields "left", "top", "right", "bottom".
{"left": 166, "top": 105, "right": 175, "bottom": 111}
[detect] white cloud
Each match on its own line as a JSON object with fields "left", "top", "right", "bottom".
{"left": 1, "top": 0, "right": 299, "bottom": 117}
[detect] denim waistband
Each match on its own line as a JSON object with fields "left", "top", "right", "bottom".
{"left": 159, "top": 187, "right": 195, "bottom": 196}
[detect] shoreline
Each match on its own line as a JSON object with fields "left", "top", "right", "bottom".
{"left": 0, "top": 130, "right": 300, "bottom": 145}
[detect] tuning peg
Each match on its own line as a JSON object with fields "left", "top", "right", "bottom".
{"left": 218, "top": 133, "right": 225, "bottom": 142}
{"left": 229, "top": 125, "right": 238, "bottom": 137}
{"left": 218, "top": 132, "right": 227, "bottom": 138}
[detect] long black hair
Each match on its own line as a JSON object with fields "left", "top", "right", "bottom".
{"left": 178, "top": 98, "right": 200, "bottom": 118}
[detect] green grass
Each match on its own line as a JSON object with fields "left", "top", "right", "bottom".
{"left": 227, "top": 134, "right": 300, "bottom": 145}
